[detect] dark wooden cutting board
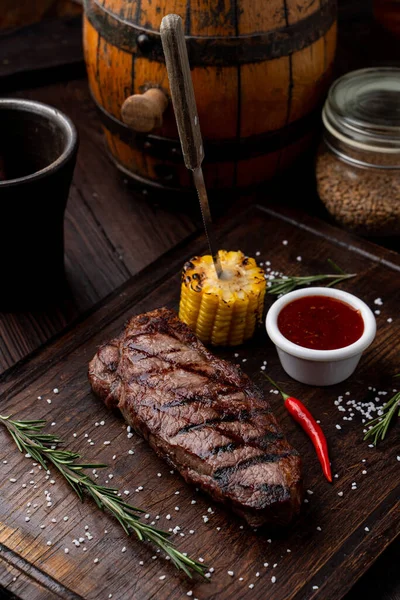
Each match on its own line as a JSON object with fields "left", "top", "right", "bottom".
{"left": 1, "top": 205, "right": 399, "bottom": 600}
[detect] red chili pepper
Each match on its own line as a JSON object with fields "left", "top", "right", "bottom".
{"left": 264, "top": 374, "right": 332, "bottom": 483}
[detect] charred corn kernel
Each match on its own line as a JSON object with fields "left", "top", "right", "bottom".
{"left": 179, "top": 250, "right": 266, "bottom": 346}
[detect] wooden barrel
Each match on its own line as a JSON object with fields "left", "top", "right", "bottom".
{"left": 83, "top": 0, "right": 337, "bottom": 194}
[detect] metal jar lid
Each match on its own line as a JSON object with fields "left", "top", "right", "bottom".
{"left": 322, "top": 67, "right": 400, "bottom": 159}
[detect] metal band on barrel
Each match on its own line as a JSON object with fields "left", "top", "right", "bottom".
{"left": 92, "top": 95, "right": 320, "bottom": 162}
{"left": 84, "top": 0, "right": 336, "bottom": 66}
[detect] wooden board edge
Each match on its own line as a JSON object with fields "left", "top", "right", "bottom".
{"left": 0, "top": 203, "right": 399, "bottom": 599}
{"left": 298, "top": 488, "right": 400, "bottom": 600}
{"left": 256, "top": 205, "right": 400, "bottom": 272}
{"left": 0, "top": 543, "right": 84, "bottom": 600}
{"left": 3, "top": 202, "right": 400, "bottom": 398}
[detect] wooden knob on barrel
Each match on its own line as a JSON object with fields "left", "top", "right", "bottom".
{"left": 121, "top": 88, "right": 168, "bottom": 133}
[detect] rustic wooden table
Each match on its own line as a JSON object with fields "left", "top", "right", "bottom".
{"left": 0, "top": 0, "right": 399, "bottom": 598}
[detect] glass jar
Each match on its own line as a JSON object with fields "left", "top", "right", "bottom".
{"left": 316, "top": 67, "right": 400, "bottom": 237}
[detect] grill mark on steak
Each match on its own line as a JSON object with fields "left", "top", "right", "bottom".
{"left": 208, "top": 431, "right": 285, "bottom": 457}
{"left": 208, "top": 442, "right": 237, "bottom": 455}
{"left": 89, "top": 307, "right": 303, "bottom": 527}
{"left": 174, "top": 409, "right": 272, "bottom": 436}
{"left": 126, "top": 333, "right": 239, "bottom": 388}
{"left": 213, "top": 451, "right": 295, "bottom": 482}
{"left": 162, "top": 387, "right": 238, "bottom": 408}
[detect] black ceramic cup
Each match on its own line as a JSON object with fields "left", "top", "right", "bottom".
{"left": 0, "top": 99, "right": 78, "bottom": 310}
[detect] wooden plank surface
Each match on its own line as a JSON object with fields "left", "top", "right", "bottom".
{"left": 0, "top": 16, "right": 85, "bottom": 92}
{"left": 0, "top": 78, "right": 198, "bottom": 372}
{"left": 0, "top": 1, "right": 399, "bottom": 597}
{"left": 1, "top": 205, "right": 399, "bottom": 600}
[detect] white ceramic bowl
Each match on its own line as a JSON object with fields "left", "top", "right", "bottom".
{"left": 265, "top": 287, "right": 376, "bottom": 386}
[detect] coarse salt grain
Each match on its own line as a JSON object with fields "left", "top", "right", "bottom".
{"left": 313, "top": 586, "right": 319, "bottom": 590}
{"left": 249, "top": 583, "right": 255, "bottom": 589}
{"left": 103, "top": 441, "right": 111, "bottom": 445}
{"left": 365, "top": 527, "right": 370, "bottom": 532}
{"left": 338, "top": 491, "right": 344, "bottom": 497}
{"left": 282, "top": 240, "right": 288, "bottom": 245}
{"left": 271, "top": 576, "right": 276, "bottom": 583}
{"left": 94, "top": 558, "right": 99, "bottom": 563}
{"left": 228, "top": 571, "right": 234, "bottom": 576}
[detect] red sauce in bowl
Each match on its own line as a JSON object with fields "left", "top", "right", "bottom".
{"left": 277, "top": 295, "right": 364, "bottom": 351}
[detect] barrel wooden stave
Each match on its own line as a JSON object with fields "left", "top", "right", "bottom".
{"left": 83, "top": 0, "right": 337, "bottom": 192}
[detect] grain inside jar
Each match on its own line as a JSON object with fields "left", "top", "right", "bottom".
{"left": 316, "top": 67, "right": 400, "bottom": 237}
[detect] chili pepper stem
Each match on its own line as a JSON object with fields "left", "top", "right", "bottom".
{"left": 262, "top": 373, "right": 290, "bottom": 401}
{"left": 261, "top": 372, "right": 333, "bottom": 483}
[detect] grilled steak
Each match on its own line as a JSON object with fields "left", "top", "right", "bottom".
{"left": 88, "top": 307, "right": 302, "bottom": 527}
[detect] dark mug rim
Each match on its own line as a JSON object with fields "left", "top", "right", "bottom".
{"left": 0, "top": 98, "right": 78, "bottom": 187}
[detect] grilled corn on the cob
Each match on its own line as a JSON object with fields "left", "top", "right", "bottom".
{"left": 179, "top": 250, "right": 266, "bottom": 346}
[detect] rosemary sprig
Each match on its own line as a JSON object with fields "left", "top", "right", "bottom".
{"left": 267, "top": 259, "right": 356, "bottom": 295}
{"left": 0, "top": 415, "right": 206, "bottom": 578}
{"left": 364, "top": 376, "right": 400, "bottom": 445}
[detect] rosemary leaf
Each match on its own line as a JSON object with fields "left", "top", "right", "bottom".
{"left": 267, "top": 260, "right": 356, "bottom": 296}
{"left": 364, "top": 378, "right": 400, "bottom": 445}
{"left": 0, "top": 415, "right": 207, "bottom": 578}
